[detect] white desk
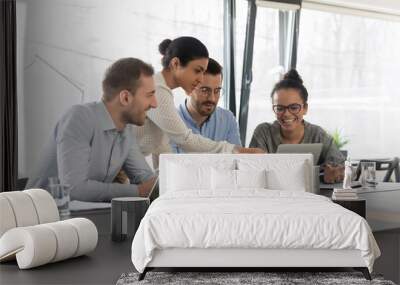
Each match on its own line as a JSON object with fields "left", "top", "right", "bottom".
{"left": 320, "top": 182, "right": 400, "bottom": 232}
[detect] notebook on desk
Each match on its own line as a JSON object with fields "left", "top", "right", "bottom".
{"left": 69, "top": 201, "right": 111, "bottom": 211}
{"left": 277, "top": 143, "right": 323, "bottom": 165}
{"left": 70, "top": 175, "right": 159, "bottom": 211}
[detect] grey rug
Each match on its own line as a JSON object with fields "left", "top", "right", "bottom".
{"left": 117, "top": 271, "right": 396, "bottom": 285}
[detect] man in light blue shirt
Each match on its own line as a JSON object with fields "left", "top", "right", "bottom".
{"left": 26, "top": 58, "right": 158, "bottom": 202}
{"left": 172, "top": 58, "right": 241, "bottom": 153}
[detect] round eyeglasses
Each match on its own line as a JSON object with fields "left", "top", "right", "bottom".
{"left": 272, "top": 103, "right": 304, "bottom": 115}
{"left": 196, "top": 86, "right": 222, "bottom": 97}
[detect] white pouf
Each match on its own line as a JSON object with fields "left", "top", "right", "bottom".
{"left": 1, "top": 191, "right": 39, "bottom": 227}
{"left": 0, "top": 190, "right": 98, "bottom": 269}
{"left": 24, "top": 189, "right": 60, "bottom": 223}
{"left": 0, "top": 196, "right": 17, "bottom": 237}
{"left": 0, "top": 218, "right": 98, "bottom": 269}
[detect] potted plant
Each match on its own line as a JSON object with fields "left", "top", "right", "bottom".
{"left": 331, "top": 128, "right": 350, "bottom": 158}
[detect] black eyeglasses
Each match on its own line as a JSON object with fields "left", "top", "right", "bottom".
{"left": 272, "top": 103, "right": 304, "bottom": 115}
{"left": 196, "top": 87, "right": 222, "bottom": 97}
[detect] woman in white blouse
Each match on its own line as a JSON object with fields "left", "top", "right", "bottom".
{"left": 134, "top": 36, "right": 263, "bottom": 166}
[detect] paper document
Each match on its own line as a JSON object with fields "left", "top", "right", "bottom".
{"left": 69, "top": 200, "right": 111, "bottom": 211}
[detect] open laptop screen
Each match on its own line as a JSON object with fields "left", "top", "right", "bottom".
{"left": 276, "top": 143, "right": 323, "bottom": 165}
{"left": 147, "top": 176, "right": 159, "bottom": 202}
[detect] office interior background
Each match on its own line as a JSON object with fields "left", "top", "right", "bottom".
{"left": 3, "top": 0, "right": 400, "bottom": 184}
{"left": 1, "top": 1, "right": 400, "bottom": 284}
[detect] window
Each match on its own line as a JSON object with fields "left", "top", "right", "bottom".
{"left": 297, "top": 9, "right": 400, "bottom": 158}
{"left": 235, "top": 2, "right": 280, "bottom": 145}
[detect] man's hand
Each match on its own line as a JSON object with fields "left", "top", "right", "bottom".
{"left": 235, "top": 146, "right": 266, "bottom": 154}
{"left": 114, "top": 170, "right": 129, "bottom": 184}
{"left": 138, "top": 176, "right": 157, "bottom": 197}
{"left": 323, "top": 164, "right": 344, "bottom": 184}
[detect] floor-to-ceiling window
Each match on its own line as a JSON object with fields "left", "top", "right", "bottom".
{"left": 235, "top": 1, "right": 280, "bottom": 145}
{"left": 296, "top": 8, "right": 400, "bottom": 158}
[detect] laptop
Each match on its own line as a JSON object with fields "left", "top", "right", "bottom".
{"left": 276, "top": 143, "right": 323, "bottom": 165}
{"left": 147, "top": 175, "right": 159, "bottom": 202}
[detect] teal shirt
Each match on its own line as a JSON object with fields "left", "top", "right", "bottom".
{"left": 26, "top": 101, "right": 154, "bottom": 202}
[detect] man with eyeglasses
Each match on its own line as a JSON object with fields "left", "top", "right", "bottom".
{"left": 172, "top": 58, "right": 241, "bottom": 153}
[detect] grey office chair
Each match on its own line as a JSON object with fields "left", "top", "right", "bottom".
{"left": 355, "top": 157, "right": 400, "bottom": 182}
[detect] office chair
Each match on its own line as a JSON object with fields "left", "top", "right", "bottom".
{"left": 354, "top": 157, "right": 400, "bottom": 182}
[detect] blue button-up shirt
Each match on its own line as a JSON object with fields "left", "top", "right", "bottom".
{"left": 26, "top": 101, "right": 154, "bottom": 202}
{"left": 172, "top": 101, "right": 241, "bottom": 153}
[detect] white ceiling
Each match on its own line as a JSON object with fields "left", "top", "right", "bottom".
{"left": 303, "top": 0, "right": 400, "bottom": 21}
{"left": 256, "top": 0, "right": 400, "bottom": 21}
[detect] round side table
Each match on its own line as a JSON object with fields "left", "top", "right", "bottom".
{"left": 111, "top": 197, "right": 149, "bottom": 242}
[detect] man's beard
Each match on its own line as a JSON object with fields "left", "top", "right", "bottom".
{"left": 197, "top": 101, "right": 216, "bottom": 117}
{"left": 122, "top": 109, "right": 144, "bottom": 126}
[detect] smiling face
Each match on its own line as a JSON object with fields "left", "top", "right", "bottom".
{"left": 120, "top": 75, "right": 157, "bottom": 126}
{"left": 189, "top": 73, "right": 222, "bottom": 117}
{"left": 272, "top": 88, "right": 308, "bottom": 132}
{"left": 172, "top": 57, "right": 209, "bottom": 94}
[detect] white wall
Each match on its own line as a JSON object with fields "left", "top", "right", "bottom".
{"left": 17, "top": 0, "right": 224, "bottom": 177}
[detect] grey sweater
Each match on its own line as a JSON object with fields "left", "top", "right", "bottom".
{"left": 249, "top": 120, "right": 345, "bottom": 166}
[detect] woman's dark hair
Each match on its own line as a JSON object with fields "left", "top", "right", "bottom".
{"left": 270, "top": 69, "right": 308, "bottom": 104}
{"left": 159, "top": 36, "right": 209, "bottom": 69}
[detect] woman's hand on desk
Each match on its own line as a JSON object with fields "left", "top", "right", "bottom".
{"left": 234, "top": 146, "right": 266, "bottom": 154}
{"left": 323, "top": 164, "right": 344, "bottom": 184}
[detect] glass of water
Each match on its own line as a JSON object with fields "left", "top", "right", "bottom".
{"left": 360, "top": 161, "right": 376, "bottom": 188}
{"left": 48, "top": 177, "right": 71, "bottom": 217}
